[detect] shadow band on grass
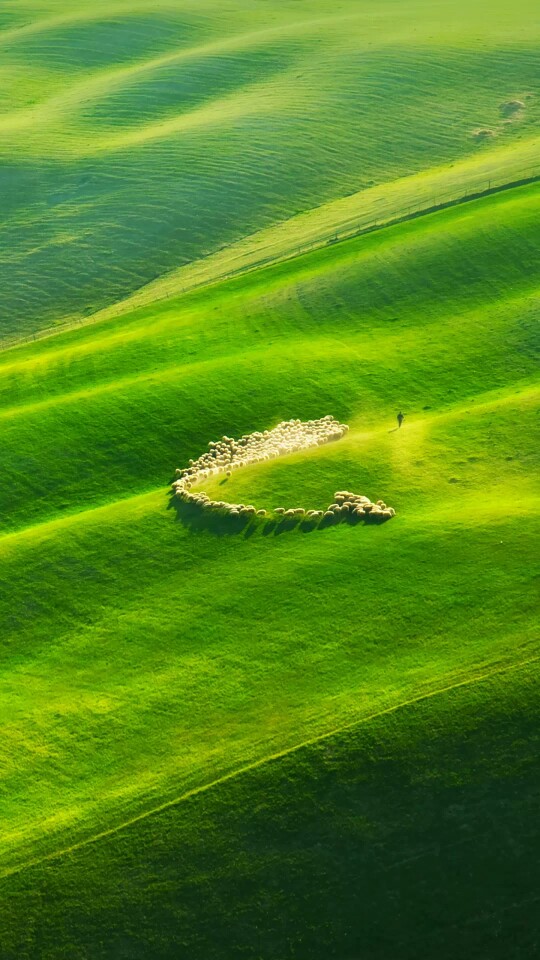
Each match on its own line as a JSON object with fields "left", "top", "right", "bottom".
{"left": 168, "top": 496, "right": 392, "bottom": 538}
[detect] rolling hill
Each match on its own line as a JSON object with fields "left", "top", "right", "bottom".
{"left": 1, "top": 0, "right": 539, "bottom": 341}
{"left": 0, "top": 1, "right": 539, "bottom": 957}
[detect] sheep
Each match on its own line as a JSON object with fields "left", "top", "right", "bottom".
{"left": 256, "top": 509, "right": 267, "bottom": 517}
{"left": 179, "top": 416, "right": 350, "bottom": 488}
{"left": 171, "top": 416, "right": 397, "bottom": 529}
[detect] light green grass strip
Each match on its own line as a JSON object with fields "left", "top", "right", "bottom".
{"left": 71, "top": 139, "right": 540, "bottom": 332}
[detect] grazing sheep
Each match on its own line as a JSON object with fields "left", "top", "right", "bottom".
{"left": 171, "top": 415, "right": 396, "bottom": 529}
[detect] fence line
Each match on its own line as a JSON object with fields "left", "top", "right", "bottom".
{"left": 2, "top": 164, "right": 539, "bottom": 354}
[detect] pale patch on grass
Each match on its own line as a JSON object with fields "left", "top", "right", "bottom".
{"left": 424, "top": 488, "right": 540, "bottom": 526}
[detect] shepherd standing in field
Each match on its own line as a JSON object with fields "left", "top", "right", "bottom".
{"left": 397, "top": 411, "right": 404, "bottom": 429}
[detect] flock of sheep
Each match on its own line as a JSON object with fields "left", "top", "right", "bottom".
{"left": 171, "top": 416, "right": 395, "bottom": 525}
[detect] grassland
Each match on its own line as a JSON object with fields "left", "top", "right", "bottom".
{"left": 1, "top": 0, "right": 539, "bottom": 341}
{"left": 3, "top": 664, "right": 540, "bottom": 959}
{"left": 1, "top": 1, "right": 539, "bottom": 957}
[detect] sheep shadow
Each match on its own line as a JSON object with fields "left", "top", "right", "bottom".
{"left": 169, "top": 496, "right": 253, "bottom": 537}
{"left": 169, "top": 495, "right": 392, "bottom": 538}
{"left": 273, "top": 511, "right": 391, "bottom": 535}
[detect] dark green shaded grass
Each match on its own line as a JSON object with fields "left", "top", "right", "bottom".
{"left": 1, "top": 661, "right": 539, "bottom": 959}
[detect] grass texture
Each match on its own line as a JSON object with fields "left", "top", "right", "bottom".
{"left": 1, "top": 0, "right": 539, "bottom": 340}
{"left": 1, "top": 180, "right": 539, "bottom": 955}
{"left": 0, "top": 2, "right": 539, "bottom": 957}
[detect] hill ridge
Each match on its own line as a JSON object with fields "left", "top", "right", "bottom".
{"left": 1, "top": 380, "right": 537, "bottom": 547}
{"left": 3, "top": 148, "right": 539, "bottom": 353}
{"left": 2, "top": 652, "right": 537, "bottom": 883}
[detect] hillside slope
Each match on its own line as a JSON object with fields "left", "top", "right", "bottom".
{"left": 1, "top": 0, "right": 539, "bottom": 340}
{"left": 0, "top": 185, "right": 538, "bottom": 923}
{"left": 2, "top": 661, "right": 540, "bottom": 959}
{"left": 1, "top": 5, "right": 539, "bottom": 956}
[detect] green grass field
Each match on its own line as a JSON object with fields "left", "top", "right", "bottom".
{"left": 1, "top": 0, "right": 540, "bottom": 341}
{"left": 1, "top": 2, "right": 539, "bottom": 957}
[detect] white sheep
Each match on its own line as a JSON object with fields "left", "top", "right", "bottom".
{"left": 171, "top": 416, "right": 396, "bottom": 527}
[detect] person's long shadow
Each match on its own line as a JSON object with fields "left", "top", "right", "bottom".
{"left": 169, "top": 495, "right": 392, "bottom": 538}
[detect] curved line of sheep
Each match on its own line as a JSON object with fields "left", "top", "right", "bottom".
{"left": 171, "top": 416, "right": 395, "bottom": 525}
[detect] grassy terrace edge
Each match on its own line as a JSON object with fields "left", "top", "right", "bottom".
{"left": 2, "top": 145, "right": 539, "bottom": 352}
